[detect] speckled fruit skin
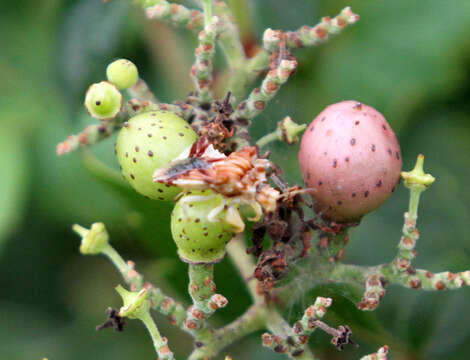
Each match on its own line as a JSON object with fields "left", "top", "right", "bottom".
{"left": 298, "top": 100, "right": 402, "bottom": 223}
{"left": 171, "top": 190, "right": 235, "bottom": 264}
{"left": 116, "top": 111, "right": 198, "bottom": 200}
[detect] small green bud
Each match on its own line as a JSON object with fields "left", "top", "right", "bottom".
{"left": 106, "top": 59, "right": 139, "bottom": 90}
{"left": 277, "top": 116, "right": 306, "bottom": 144}
{"left": 84, "top": 81, "right": 122, "bottom": 119}
{"left": 401, "top": 154, "right": 435, "bottom": 190}
{"left": 116, "top": 285, "right": 150, "bottom": 319}
{"left": 72, "top": 222, "right": 109, "bottom": 255}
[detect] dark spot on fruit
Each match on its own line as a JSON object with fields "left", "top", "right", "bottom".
{"left": 388, "top": 148, "right": 392, "bottom": 156}
{"left": 345, "top": 157, "right": 350, "bottom": 162}
{"left": 382, "top": 124, "right": 387, "bottom": 130}
{"left": 133, "top": 157, "right": 137, "bottom": 163}
{"left": 195, "top": 218, "right": 200, "bottom": 223}
{"left": 158, "top": 196, "right": 164, "bottom": 200}
{"left": 396, "top": 151, "right": 400, "bottom": 160}
{"left": 323, "top": 151, "right": 327, "bottom": 156}
{"left": 209, "top": 248, "right": 214, "bottom": 252}
{"left": 371, "top": 144, "right": 376, "bottom": 152}
{"left": 138, "top": 127, "right": 142, "bottom": 131}
{"left": 151, "top": 123, "right": 156, "bottom": 126}
{"left": 178, "top": 133, "right": 184, "bottom": 137}
{"left": 203, "top": 226, "right": 208, "bottom": 230}
{"left": 321, "top": 116, "right": 326, "bottom": 122}
{"left": 114, "top": 149, "right": 117, "bottom": 155}
{"left": 159, "top": 126, "right": 163, "bottom": 129}
{"left": 151, "top": 113, "right": 156, "bottom": 117}
{"left": 364, "top": 191, "right": 369, "bottom": 197}
{"left": 125, "top": 152, "right": 128, "bottom": 157}
{"left": 337, "top": 200, "right": 342, "bottom": 205}
{"left": 148, "top": 133, "right": 152, "bottom": 137}
{"left": 306, "top": 172, "right": 311, "bottom": 179}
{"left": 333, "top": 159, "right": 337, "bottom": 168}
{"left": 310, "top": 126, "right": 314, "bottom": 132}
{"left": 355, "top": 121, "right": 360, "bottom": 125}
{"left": 163, "top": 136, "right": 167, "bottom": 140}
{"left": 352, "top": 192, "right": 356, "bottom": 197}
{"left": 318, "top": 181, "right": 323, "bottom": 186}
{"left": 391, "top": 186, "right": 396, "bottom": 193}
{"left": 158, "top": 189, "right": 163, "bottom": 193}
{"left": 376, "top": 180, "right": 382, "bottom": 187}
{"left": 119, "top": 165, "right": 122, "bottom": 170}
{"left": 123, "top": 122, "right": 129, "bottom": 128}
{"left": 192, "top": 249, "right": 195, "bottom": 252}
{"left": 95, "top": 101, "right": 101, "bottom": 106}
{"left": 185, "top": 125, "right": 189, "bottom": 129}
{"left": 165, "top": 184, "right": 170, "bottom": 188}
{"left": 178, "top": 218, "right": 182, "bottom": 222}
{"left": 148, "top": 150, "right": 153, "bottom": 157}
{"left": 218, "top": 234, "right": 223, "bottom": 239}
{"left": 204, "top": 232, "right": 208, "bottom": 236}
{"left": 353, "top": 102, "right": 362, "bottom": 110}
{"left": 130, "top": 174, "right": 135, "bottom": 180}
{"left": 135, "top": 146, "right": 139, "bottom": 152}
{"left": 189, "top": 204, "right": 193, "bottom": 207}
{"left": 350, "top": 138, "right": 356, "bottom": 146}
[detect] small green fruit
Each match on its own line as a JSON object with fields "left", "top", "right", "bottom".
{"left": 106, "top": 59, "right": 139, "bottom": 90}
{"left": 85, "top": 81, "right": 122, "bottom": 119}
{"left": 116, "top": 111, "right": 198, "bottom": 200}
{"left": 171, "top": 190, "right": 236, "bottom": 264}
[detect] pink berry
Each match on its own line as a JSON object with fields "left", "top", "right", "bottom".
{"left": 298, "top": 100, "right": 402, "bottom": 223}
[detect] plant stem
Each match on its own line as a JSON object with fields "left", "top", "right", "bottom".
{"left": 188, "top": 304, "right": 266, "bottom": 360}
{"left": 188, "top": 263, "right": 216, "bottom": 314}
{"left": 256, "top": 131, "right": 278, "bottom": 149}
{"left": 139, "top": 311, "right": 174, "bottom": 360}
{"left": 202, "top": 0, "right": 212, "bottom": 25}
{"left": 226, "top": 234, "right": 263, "bottom": 304}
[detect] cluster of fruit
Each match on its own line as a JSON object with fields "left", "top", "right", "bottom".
{"left": 85, "top": 58, "right": 403, "bottom": 270}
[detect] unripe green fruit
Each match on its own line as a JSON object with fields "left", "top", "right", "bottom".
{"left": 85, "top": 81, "right": 122, "bottom": 119}
{"left": 116, "top": 111, "right": 198, "bottom": 200}
{"left": 106, "top": 59, "right": 139, "bottom": 90}
{"left": 171, "top": 190, "right": 236, "bottom": 264}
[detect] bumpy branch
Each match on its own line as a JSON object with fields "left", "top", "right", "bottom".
{"left": 232, "top": 53, "right": 297, "bottom": 121}
{"left": 191, "top": 0, "right": 218, "bottom": 105}
{"left": 360, "top": 346, "right": 389, "bottom": 360}
{"left": 73, "top": 223, "right": 224, "bottom": 337}
{"left": 57, "top": 99, "right": 194, "bottom": 156}
{"left": 262, "top": 297, "right": 332, "bottom": 358}
{"left": 127, "top": 78, "right": 158, "bottom": 103}
{"left": 143, "top": 0, "right": 204, "bottom": 33}
{"left": 57, "top": 120, "right": 119, "bottom": 156}
{"left": 186, "top": 264, "right": 228, "bottom": 335}
{"left": 263, "top": 7, "right": 359, "bottom": 52}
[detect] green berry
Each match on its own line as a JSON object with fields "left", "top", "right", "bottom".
{"left": 171, "top": 190, "right": 236, "bottom": 264}
{"left": 106, "top": 59, "right": 139, "bottom": 90}
{"left": 85, "top": 81, "right": 122, "bottom": 119}
{"left": 116, "top": 111, "right": 198, "bottom": 200}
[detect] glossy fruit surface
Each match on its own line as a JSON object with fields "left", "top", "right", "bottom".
{"left": 106, "top": 59, "right": 139, "bottom": 90}
{"left": 298, "top": 100, "right": 402, "bottom": 222}
{"left": 116, "top": 111, "right": 198, "bottom": 200}
{"left": 84, "top": 81, "right": 122, "bottom": 119}
{"left": 171, "top": 190, "right": 235, "bottom": 264}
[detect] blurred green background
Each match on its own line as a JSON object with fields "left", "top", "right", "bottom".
{"left": 1, "top": 0, "right": 470, "bottom": 359}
